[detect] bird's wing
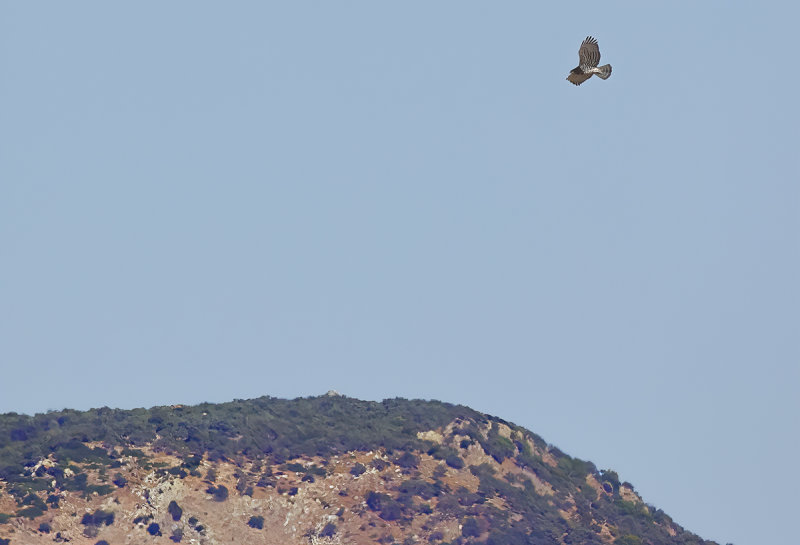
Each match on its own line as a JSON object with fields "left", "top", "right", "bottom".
{"left": 567, "top": 72, "right": 592, "bottom": 86}
{"left": 578, "top": 36, "right": 601, "bottom": 67}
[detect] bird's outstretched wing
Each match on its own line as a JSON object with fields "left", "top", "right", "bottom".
{"left": 567, "top": 71, "right": 592, "bottom": 86}
{"left": 578, "top": 36, "right": 601, "bottom": 68}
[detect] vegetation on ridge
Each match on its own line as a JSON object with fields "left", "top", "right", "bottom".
{"left": 1, "top": 396, "right": 479, "bottom": 467}
{"left": 0, "top": 395, "right": 718, "bottom": 545}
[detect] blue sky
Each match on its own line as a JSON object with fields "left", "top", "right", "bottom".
{"left": 2, "top": 3, "right": 798, "bottom": 544}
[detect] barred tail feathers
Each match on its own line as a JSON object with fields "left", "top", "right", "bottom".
{"left": 596, "top": 64, "right": 612, "bottom": 80}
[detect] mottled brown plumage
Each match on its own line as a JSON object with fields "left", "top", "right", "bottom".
{"left": 567, "top": 36, "right": 612, "bottom": 86}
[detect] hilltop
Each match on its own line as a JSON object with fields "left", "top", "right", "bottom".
{"left": 0, "top": 395, "right": 718, "bottom": 545}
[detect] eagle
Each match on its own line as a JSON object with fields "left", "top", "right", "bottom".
{"left": 567, "top": 36, "right": 612, "bottom": 86}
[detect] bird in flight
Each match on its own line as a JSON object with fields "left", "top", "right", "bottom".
{"left": 567, "top": 36, "right": 612, "bottom": 86}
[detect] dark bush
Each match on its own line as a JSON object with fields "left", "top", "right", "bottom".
{"left": 435, "top": 494, "right": 463, "bottom": 516}
{"left": 10, "top": 428, "right": 29, "bottom": 441}
{"left": 85, "top": 484, "right": 115, "bottom": 497}
{"left": 350, "top": 462, "right": 366, "bottom": 476}
{"left": 247, "top": 516, "right": 264, "bottom": 529}
{"left": 378, "top": 500, "right": 403, "bottom": 521}
{"left": 445, "top": 454, "right": 464, "bottom": 469}
{"left": 320, "top": 522, "right": 336, "bottom": 537}
{"left": 205, "top": 485, "right": 228, "bottom": 502}
{"left": 170, "top": 527, "right": 183, "bottom": 542}
{"left": 16, "top": 506, "right": 45, "bottom": 519}
{"left": 371, "top": 459, "right": 388, "bottom": 471}
{"left": 394, "top": 452, "right": 419, "bottom": 469}
{"left": 168, "top": 500, "right": 182, "bottom": 521}
{"left": 64, "top": 472, "right": 88, "bottom": 492}
{"left": 284, "top": 462, "right": 305, "bottom": 473}
{"left": 455, "top": 486, "right": 484, "bottom": 506}
{"left": 81, "top": 510, "right": 114, "bottom": 526}
{"left": 462, "top": 517, "right": 481, "bottom": 537}
{"left": 0, "top": 464, "right": 25, "bottom": 482}
{"left": 558, "top": 456, "right": 593, "bottom": 478}
{"left": 18, "top": 492, "right": 48, "bottom": 510}
{"left": 600, "top": 469, "right": 620, "bottom": 490}
{"left": 399, "top": 479, "right": 436, "bottom": 500}
{"left": 482, "top": 433, "right": 515, "bottom": 463}
{"left": 147, "top": 522, "right": 161, "bottom": 536}
{"left": 38, "top": 522, "right": 51, "bottom": 533}
{"left": 256, "top": 475, "right": 276, "bottom": 488}
{"left": 366, "top": 491, "right": 383, "bottom": 511}
{"left": 167, "top": 466, "right": 188, "bottom": 478}
{"left": 112, "top": 472, "right": 127, "bottom": 487}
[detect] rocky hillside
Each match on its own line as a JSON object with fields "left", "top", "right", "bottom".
{"left": 0, "top": 395, "right": 718, "bottom": 545}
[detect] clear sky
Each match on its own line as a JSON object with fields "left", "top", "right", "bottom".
{"left": 2, "top": 3, "right": 798, "bottom": 544}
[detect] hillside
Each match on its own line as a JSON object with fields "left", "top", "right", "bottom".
{"left": 0, "top": 395, "right": 718, "bottom": 545}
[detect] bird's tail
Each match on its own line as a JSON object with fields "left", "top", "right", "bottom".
{"left": 596, "top": 64, "right": 612, "bottom": 80}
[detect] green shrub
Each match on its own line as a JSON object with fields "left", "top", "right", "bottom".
{"left": 482, "top": 432, "right": 515, "bottom": 463}
{"left": 16, "top": 505, "right": 45, "bottom": 519}
{"left": 557, "top": 456, "right": 594, "bottom": 478}
{"left": 399, "top": 479, "right": 437, "bottom": 500}
{"left": 85, "top": 484, "right": 115, "bottom": 497}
